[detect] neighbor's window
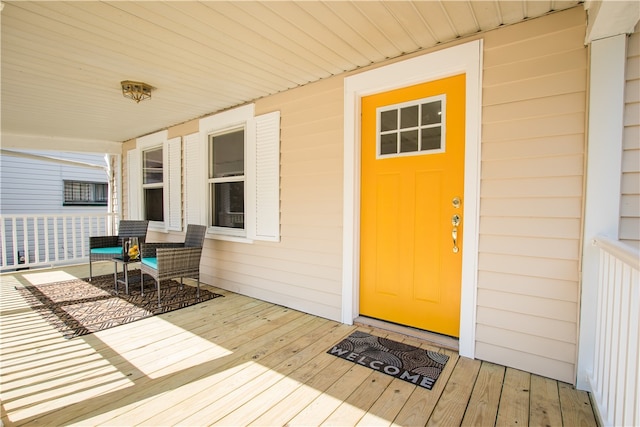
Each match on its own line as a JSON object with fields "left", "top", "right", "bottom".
{"left": 142, "top": 147, "right": 164, "bottom": 222}
{"left": 208, "top": 128, "right": 245, "bottom": 232}
{"left": 378, "top": 95, "right": 445, "bottom": 157}
{"left": 63, "top": 180, "right": 108, "bottom": 206}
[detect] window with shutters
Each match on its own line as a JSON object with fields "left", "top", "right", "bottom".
{"left": 129, "top": 131, "right": 182, "bottom": 231}
{"left": 198, "top": 104, "right": 280, "bottom": 242}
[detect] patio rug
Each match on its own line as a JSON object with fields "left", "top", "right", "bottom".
{"left": 16, "top": 273, "right": 223, "bottom": 339}
{"left": 327, "top": 331, "right": 449, "bottom": 390}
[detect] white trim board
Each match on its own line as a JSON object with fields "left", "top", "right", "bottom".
{"left": 342, "top": 40, "right": 483, "bottom": 359}
{"left": 576, "top": 34, "right": 626, "bottom": 391}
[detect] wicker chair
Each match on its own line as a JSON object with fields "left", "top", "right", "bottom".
{"left": 89, "top": 220, "right": 149, "bottom": 280}
{"left": 140, "top": 224, "right": 207, "bottom": 306}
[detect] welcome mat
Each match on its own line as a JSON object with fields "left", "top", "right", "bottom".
{"left": 16, "top": 273, "right": 223, "bottom": 339}
{"left": 327, "top": 331, "right": 449, "bottom": 390}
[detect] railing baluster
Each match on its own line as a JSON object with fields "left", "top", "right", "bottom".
{"left": 34, "top": 216, "right": 40, "bottom": 264}
{"left": 1, "top": 217, "right": 7, "bottom": 267}
{"left": 44, "top": 217, "right": 50, "bottom": 263}
{"left": 53, "top": 216, "right": 60, "bottom": 262}
{"left": 62, "top": 217, "right": 68, "bottom": 261}
{"left": 72, "top": 216, "right": 78, "bottom": 259}
{"left": 22, "top": 216, "right": 28, "bottom": 264}
{"left": 10, "top": 217, "right": 17, "bottom": 268}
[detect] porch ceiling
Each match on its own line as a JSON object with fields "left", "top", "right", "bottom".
{"left": 1, "top": 1, "right": 581, "bottom": 145}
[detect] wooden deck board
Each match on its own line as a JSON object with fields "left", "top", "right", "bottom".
{"left": 530, "top": 374, "right": 563, "bottom": 427}
{"left": 0, "top": 264, "right": 598, "bottom": 427}
{"left": 461, "top": 362, "right": 505, "bottom": 427}
{"left": 322, "top": 370, "right": 395, "bottom": 426}
{"left": 496, "top": 368, "right": 531, "bottom": 427}
{"left": 356, "top": 378, "right": 416, "bottom": 427}
{"left": 426, "top": 356, "right": 482, "bottom": 426}
{"left": 392, "top": 348, "right": 459, "bottom": 426}
{"left": 558, "top": 382, "right": 598, "bottom": 426}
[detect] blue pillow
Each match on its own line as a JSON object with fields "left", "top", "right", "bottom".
{"left": 91, "top": 247, "right": 122, "bottom": 255}
{"left": 141, "top": 257, "right": 158, "bottom": 269}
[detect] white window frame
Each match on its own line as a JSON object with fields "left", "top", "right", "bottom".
{"left": 141, "top": 145, "right": 164, "bottom": 222}
{"left": 207, "top": 125, "right": 247, "bottom": 238}
{"left": 200, "top": 105, "right": 253, "bottom": 241}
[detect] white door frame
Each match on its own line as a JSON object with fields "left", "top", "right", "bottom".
{"left": 341, "top": 40, "right": 483, "bottom": 358}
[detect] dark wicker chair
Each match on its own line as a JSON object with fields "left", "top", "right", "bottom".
{"left": 89, "top": 220, "right": 149, "bottom": 280}
{"left": 140, "top": 224, "right": 207, "bottom": 306}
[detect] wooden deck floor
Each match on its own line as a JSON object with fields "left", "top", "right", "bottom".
{"left": 1, "top": 263, "right": 597, "bottom": 426}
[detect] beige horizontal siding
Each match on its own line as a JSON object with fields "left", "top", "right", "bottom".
{"left": 478, "top": 271, "right": 579, "bottom": 302}
{"left": 199, "top": 77, "right": 346, "bottom": 323}
{"left": 476, "top": 7, "right": 587, "bottom": 383}
{"left": 475, "top": 342, "right": 575, "bottom": 384}
{"left": 480, "top": 216, "right": 582, "bottom": 239}
{"left": 479, "top": 235, "right": 580, "bottom": 260}
{"left": 477, "top": 307, "right": 577, "bottom": 343}
{"left": 621, "top": 26, "right": 640, "bottom": 248}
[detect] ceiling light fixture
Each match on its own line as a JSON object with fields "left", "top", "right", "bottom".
{"left": 120, "top": 80, "right": 153, "bottom": 103}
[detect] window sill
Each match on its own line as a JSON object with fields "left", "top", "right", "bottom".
{"left": 147, "top": 222, "right": 168, "bottom": 233}
{"left": 207, "top": 233, "right": 254, "bottom": 244}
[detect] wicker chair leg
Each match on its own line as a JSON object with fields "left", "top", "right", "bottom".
{"left": 140, "top": 273, "right": 144, "bottom": 296}
{"left": 89, "top": 258, "right": 93, "bottom": 281}
{"left": 157, "top": 279, "right": 161, "bottom": 307}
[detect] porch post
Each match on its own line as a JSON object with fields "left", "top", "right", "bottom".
{"left": 576, "top": 34, "right": 626, "bottom": 391}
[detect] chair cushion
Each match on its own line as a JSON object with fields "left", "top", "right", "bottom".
{"left": 91, "top": 247, "right": 122, "bottom": 255}
{"left": 141, "top": 257, "right": 158, "bottom": 270}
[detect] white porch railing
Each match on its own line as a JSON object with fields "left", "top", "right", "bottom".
{"left": 0, "top": 213, "right": 118, "bottom": 272}
{"left": 590, "top": 236, "right": 639, "bottom": 427}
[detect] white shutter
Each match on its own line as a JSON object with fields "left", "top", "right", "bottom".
{"left": 184, "top": 132, "right": 204, "bottom": 226}
{"left": 252, "top": 111, "right": 281, "bottom": 241}
{"left": 127, "top": 149, "right": 140, "bottom": 219}
{"left": 167, "top": 137, "right": 182, "bottom": 231}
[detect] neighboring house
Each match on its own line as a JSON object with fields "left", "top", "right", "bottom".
{"left": 120, "top": 6, "right": 639, "bottom": 392}
{"left": 0, "top": 150, "right": 111, "bottom": 265}
{"left": 0, "top": 150, "right": 110, "bottom": 214}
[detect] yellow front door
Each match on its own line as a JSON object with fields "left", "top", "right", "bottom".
{"left": 360, "top": 74, "right": 465, "bottom": 337}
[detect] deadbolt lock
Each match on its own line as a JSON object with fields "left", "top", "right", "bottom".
{"left": 452, "top": 197, "right": 461, "bottom": 208}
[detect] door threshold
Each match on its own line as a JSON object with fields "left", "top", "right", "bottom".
{"left": 354, "top": 316, "right": 459, "bottom": 352}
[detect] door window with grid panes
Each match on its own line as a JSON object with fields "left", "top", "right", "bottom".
{"left": 377, "top": 95, "right": 446, "bottom": 158}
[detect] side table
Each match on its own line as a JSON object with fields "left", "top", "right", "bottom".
{"left": 112, "top": 256, "right": 141, "bottom": 295}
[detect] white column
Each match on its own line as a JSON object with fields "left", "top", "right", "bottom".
{"left": 576, "top": 34, "right": 626, "bottom": 391}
